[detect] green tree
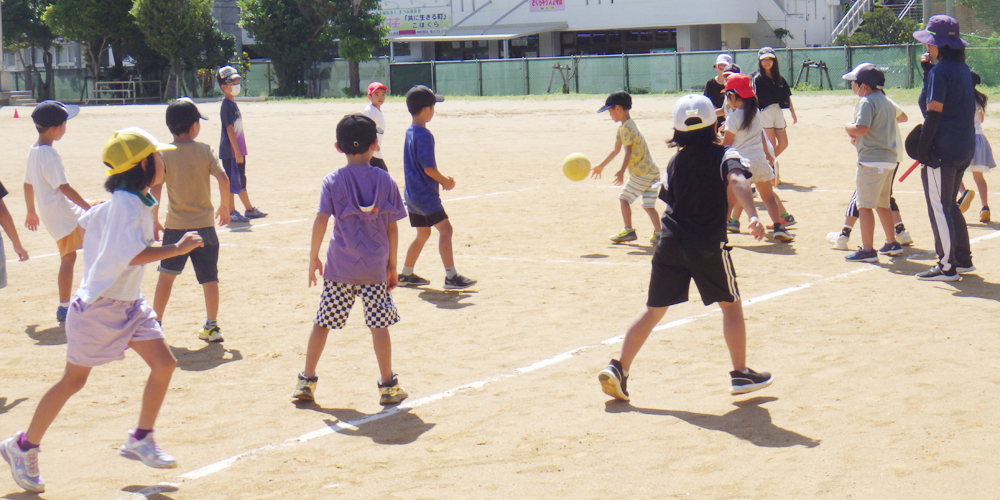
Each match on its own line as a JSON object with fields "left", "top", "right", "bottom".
{"left": 239, "top": 0, "right": 338, "bottom": 96}
{"left": 833, "top": 4, "right": 917, "bottom": 46}
{"left": 2, "top": 0, "right": 56, "bottom": 100}
{"left": 42, "top": 0, "right": 135, "bottom": 82}
{"left": 960, "top": 0, "right": 1000, "bottom": 34}
{"left": 333, "top": 0, "right": 386, "bottom": 96}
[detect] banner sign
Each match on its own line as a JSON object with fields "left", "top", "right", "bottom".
{"left": 530, "top": 0, "right": 564, "bottom": 11}
{"left": 380, "top": 7, "right": 452, "bottom": 36}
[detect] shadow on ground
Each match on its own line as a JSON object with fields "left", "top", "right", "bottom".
{"left": 605, "top": 396, "right": 820, "bottom": 448}
{"left": 24, "top": 324, "right": 65, "bottom": 346}
{"left": 294, "top": 401, "right": 435, "bottom": 445}
{"left": 121, "top": 484, "right": 178, "bottom": 500}
{"left": 416, "top": 289, "right": 476, "bottom": 309}
{"left": 0, "top": 398, "right": 28, "bottom": 416}
{"left": 169, "top": 343, "right": 243, "bottom": 371}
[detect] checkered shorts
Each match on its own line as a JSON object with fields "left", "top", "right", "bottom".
{"left": 315, "top": 280, "right": 400, "bottom": 329}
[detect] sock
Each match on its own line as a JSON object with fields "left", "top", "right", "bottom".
{"left": 729, "top": 217, "right": 738, "bottom": 223}
{"left": 780, "top": 212, "right": 791, "bottom": 219}
{"left": 445, "top": 267, "right": 458, "bottom": 279}
{"left": 841, "top": 225, "right": 852, "bottom": 237}
{"left": 894, "top": 223, "right": 905, "bottom": 233}
{"left": 205, "top": 319, "right": 218, "bottom": 329}
{"left": 401, "top": 265, "right": 414, "bottom": 276}
{"left": 59, "top": 301, "right": 70, "bottom": 309}
{"left": 740, "top": 368, "right": 752, "bottom": 375}
{"left": 134, "top": 428, "right": 153, "bottom": 441}
{"left": 18, "top": 434, "right": 38, "bottom": 452}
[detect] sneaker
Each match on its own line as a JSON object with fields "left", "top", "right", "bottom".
{"left": 878, "top": 241, "right": 903, "bottom": 256}
{"left": 198, "top": 324, "right": 224, "bottom": 342}
{"left": 958, "top": 190, "right": 975, "bottom": 213}
{"left": 916, "top": 265, "right": 960, "bottom": 282}
{"left": 845, "top": 247, "right": 878, "bottom": 262}
{"left": 378, "top": 375, "right": 408, "bottom": 405}
{"left": 56, "top": 306, "right": 67, "bottom": 322}
{"left": 726, "top": 218, "right": 740, "bottom": 234}
{"left": 896, "top": 228, "right": 913, "bottom": 246}
{"left": 610, "top": 228, "right": 637, "bottom": 243}
{"left": 229, "top": 211, "right": 250, "bottom": 223}
{"left": 444, "top": 274, "right": 477, "bottom": 290}
{"left": 244, "top": 207, "right": 268, "bottom": 219}
{"left": 771, "top": 225, "right": 793, "bottom": 242}
{"left": 650, "top": 231, "right": 660, "bottom": 244}
{"left": 0, "top": 432, "right": 44, "bottom": 493}
{"left": 751, "top": 186, "right": 758, "bottom": 198}
{"left": 597, "top": 359, "right": 630, "bottom": 401}
{"left": 956, "top": 263, "right": 976, "bottom": 274}
{"left": 119, "top": 430, "right": 177, "bottom": 469}
{"left": 397, "top": 273, "right": 430, "bottom": 287}
{"left": 781, "top": 214, "right": 796, "bottom": 227}
{"left": 292, "top": 373, "right": 318, "bottom": 401}
{"left": 827, "top": 231, "right": 849, "bottom": 250}
{"left": 980, "top": 207, "right": 991, "bottom": 223}
{"left": 730, "top": 368, "right": 773, "bottom": 395}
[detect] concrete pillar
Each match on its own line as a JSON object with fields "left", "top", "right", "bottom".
{"left": 538, "top": 32, "right": 561, "bottom": 57}
{"left": 676, "top": 25, "right": 692, "bottom": 52}
{"left": 212, "top": 0, "right": 242, "bottom": 57}
{"left": 923, "top": 0, "right": 932, "bottom": 24}
{"left": 488, "top": 40, "right": 500, "bottom": 59}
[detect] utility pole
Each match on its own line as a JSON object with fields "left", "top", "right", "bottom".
{"left": 946, "top": 0, "right": 955, "bottom": 17}
{"left": 922, "top": 0, "right": 931, "bottom": 24}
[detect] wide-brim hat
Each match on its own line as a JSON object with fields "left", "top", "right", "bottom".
{"left": 913, "top": 15, "right": 967, "bottom": 49}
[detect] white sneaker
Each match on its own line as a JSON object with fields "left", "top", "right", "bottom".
{"left": 827, "top": 231, "right": 849, "bottom": 250}
{"left": 896, "top": 228, "right": 913, "bottom": 246}
{"left": 119, "top": 430, "right": 177, "bottom": 469}
{"left": 0, "top": 432, "right": 44, "bottom": 492}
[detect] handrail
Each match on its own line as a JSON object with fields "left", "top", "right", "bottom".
{"left": 824, "top": 0, "right": 873, "bottom": 46}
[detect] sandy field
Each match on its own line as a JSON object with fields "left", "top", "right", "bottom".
{"left": 1, "top": 92, "right": 1000, "bottom": 500}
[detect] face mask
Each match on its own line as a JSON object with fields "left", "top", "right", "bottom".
{"left": 230, "top": 84, "right": 241, "bottom": 95}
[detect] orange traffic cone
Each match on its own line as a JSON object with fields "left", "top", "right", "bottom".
{"left": 13, "top": 109, "right": 18, "bottom": 118}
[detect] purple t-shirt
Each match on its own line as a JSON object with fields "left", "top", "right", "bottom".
{"left": 319, "top": 165, "right": 406, "bottom": 285}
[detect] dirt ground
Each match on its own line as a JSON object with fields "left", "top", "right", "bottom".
{"left": 2, "top": 93, "right": 1000, "bottom": 500}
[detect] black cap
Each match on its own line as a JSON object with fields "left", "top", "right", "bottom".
{"left": 32, "top": 100, "right": 79, "bottom": 128}
{"left": 598, "top": 91, "right": 631, "bottom": 113}
{"left": 336, "top": 113, "right": 378, "bottom": 155}
{"left": 855, "top": 67, "right": 885, "bottom": 90}
{"left": 166, "top": 97, "right": 208, "bottom": 135}
{"left": 406, "top": 85, "right": 444, "bottom": 115}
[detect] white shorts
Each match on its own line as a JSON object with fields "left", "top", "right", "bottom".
{"left": 760, "top": 104, "right": 787, "bottom": 129}
{"left": 619, "top": 173, "right": 660, "bottom": 209}
{"left": 66, "top": 296, "right": 164, "bottom": 367}
{"left": 746, "top": 156, "right": 775, "bottom": 183}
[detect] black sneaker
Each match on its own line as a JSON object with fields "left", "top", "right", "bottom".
{"left": 730, "top": 368, "right": 773, "bottom": 395}
{"left": 771, "top": 224, "right": 794, "bottom": 242}
{"left": 916, "top": 265, "right": 960, "bottom": 282}
{"left": 398, "top": 273, "right": 430, "bottom": 287}
{"left": 444, "top": 275, "right": 477, "bottom": 290}
{"left": 598, "top": 359, "right": 629, "bottom": 401}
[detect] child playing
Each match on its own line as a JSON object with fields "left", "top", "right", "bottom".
{"left": 217, "top": 65, "right": 266, "bottom": 224}
{"left": 151, "top": 98, "right": 231, "bottom": 342}
{"left": 720, "top": 74, "right": 793, "bottom": 242}
{"left": 1, "top": 127, "right": 203, "bottom": 493}
{"left": 591, "top": 90, "right": 663, "bottom": 244}
{"left": 363, "top": 81, "right": 389, "bottom": 172}
{"left": 23, "top": 100, "right": 90, "bottom": 321}
{"left": 0, "top": 179, "right": 30, "bottom": 288}
{"left": 292, "top": 114, "right": 408, "bottom": 405}
{"left": 597, "top": 95, "right": 773, "bottom": 401}
{"left": 397, "top": 85, "right": 477, "bottom": 289}
{"left": 957, "top": 71, "right": 994, "bottom": 222}
{"left": 842, "top": 66, "right": 903, "bottom": 262}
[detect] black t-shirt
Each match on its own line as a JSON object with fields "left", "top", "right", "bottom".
{"left": 659, "top": 144, "right": 750, "bottom": 247}
{"left": 704, "top": 78, "right": 727, "bottom": 125}
{"left": 0, "top": 180, "right": 7, "bottom": 200}
{"left": 752, "top": 72, "right": 792, "bottom": 109}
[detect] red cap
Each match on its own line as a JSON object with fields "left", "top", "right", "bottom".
{"left": 722, "top": 73, "right": 755, "bottom": 99}
{"left": 367, "top": 81, "right": 387, "bottom": 96}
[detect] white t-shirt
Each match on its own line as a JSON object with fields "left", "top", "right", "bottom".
{"left": 24, "top": 145, "right": 84, "bottom": 240}
{"left": 363, "top": 103, "right": 386, "bottom": 159}
{"left": 76, "top": 190, "right": 156, "bottom": 303}
{"left": 724, "top": 108, "right": 766, "bottom": 160}
{"left": 975, "top": 103, "right": 984, "bottom": 136}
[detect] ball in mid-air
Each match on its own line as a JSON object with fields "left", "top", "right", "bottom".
{"left": 563, "top": 153, "right": 590, "bottom": 181}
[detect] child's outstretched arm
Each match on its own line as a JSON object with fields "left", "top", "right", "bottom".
{"left": 212, "top": 171, "right": 231, "bottom": 226}
{"left": 387, "top": 220, "right": 398, "bottom": 291}
{"left": 613, "top": 145, "right": 632, "bottom": 186}
{"left": 423, "top": 167, "right": 456, "bottom": 190}
{"left": 591, "top": 140, "right": 622, "bottom": 179}
{"left": 58, "top": 183, "right": 91, "bottom": 211}
{"left": 308, "top": 213, "right": 330, "bottom": 287}
{"left": 23, "top": 183, "right": 39, "bottom": 231}
{"left": 0, "top": 199, "right": 28, "bottom": 260}
{"left": 728, "top": 170, "right": 764, "bottom": 241}
{"left": 130, "top": 232, "right": 203, "bottom": 266}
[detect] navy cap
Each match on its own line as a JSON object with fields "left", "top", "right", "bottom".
{"left": 32, "top": 100, "right": 79, "bottom": 128}
{"left": 598, "top": 91, "right": 632, "bottom": 113}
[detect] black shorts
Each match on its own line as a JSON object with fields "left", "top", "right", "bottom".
{"left": 369, "top": 157, "right": 388, "bottom": 172}
{"left": 222, "top": 158, "right": 246, "bottom": 193}
{"left": 158, "top": 227, "right": 220, "bottom": 284}
{"left": 647, "top": 237, "right": 739, "bottom": 307}
{"left": 408, "top": 209, "right": 448, "bottom": 227}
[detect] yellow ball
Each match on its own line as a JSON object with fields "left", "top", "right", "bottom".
{"left": 563, "top": 153, "right": 591, "bottom": 181}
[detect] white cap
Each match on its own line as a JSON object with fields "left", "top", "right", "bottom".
{"left": 715, "top": 53, "right": 734, "bottom": 67}
{"left": 672, "top": 94, "right": 716, "bottom": 132}
{"left": 842, "top": 62, "right": 876, "bottom": 81}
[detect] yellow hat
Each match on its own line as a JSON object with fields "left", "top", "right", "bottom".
{"left": 102, "top": 127, "right": 176, "bottom": 175}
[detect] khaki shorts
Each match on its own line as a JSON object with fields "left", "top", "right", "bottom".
{"left": 56, "top": 226, "right": 83, "bottom": 257}
{"left": 760, "top": 104, "right": 787, "bottom": 129}
{"left": 855, "top": 163, "right": 896, "bottom": 209}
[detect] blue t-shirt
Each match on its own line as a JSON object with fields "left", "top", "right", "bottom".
{"left": 219, "top": 99, "right": 247, "bottom": 160}
{"left": 402, "top": 125, "right": 442, "bottom": 215}
{"left": 918, "top": 59, "right": 975, "bottom": 163}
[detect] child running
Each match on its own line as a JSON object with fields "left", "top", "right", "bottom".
{"left": 1, "top": 128, "right": 202, "bottom": 493}
{"left": 721, "top": 74, "right": 793, "bottom": 242}
{"left": 597, "top": 95, "right": 773, "bottom": 401}
{"left": 23, "top": 100, "right": 90, "bottom": 321}
{"left": 293, "top": 114, "right": 408, "bottom": 405}
{"left": 363, "top": 81, "right": 389, "bottom": 172}
{"left": 0, "top": 178, "right": 30, "bottom": 288}
{"left": 591, "top": 90, "right": 663, "bottom": 244}
{"left": 957, "top": 71, "right": 995, "bottom": 222}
